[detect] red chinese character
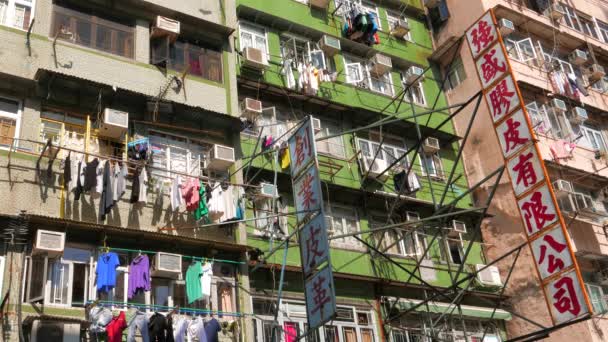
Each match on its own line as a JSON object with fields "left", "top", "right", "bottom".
{"left": 512, "top": 152, "right": 537, "bottom": 187}
{"left": 305, "top": 225, "right": 324, "bottom": 269}
{"left": 489, "top": 79, "right": 516, "bottom": 118}
{"left": 298, "top": 173, "right": 317, "bottom": 211}
{"left": 503, "top": 118, "right": 528, "bottom": 153}
{"left": 553, "top": 276, "right": 581, "bottom": 316}
{"left": 311, "top": 275, "right": 331, "bottom": 315}
{"left": 538, "top": 234, "right": 568, "bottom": 274}
{"left": 471, "top": 20, "right": 494, "bottom": 54}
{"left": 481, "top": 49, "right": 507, "bottom": 83}
{"left": 521, "top": 191, "right": 555, "bottom": 234}
{"left": 295, "top": 132, "right": 311, "bottom": 168}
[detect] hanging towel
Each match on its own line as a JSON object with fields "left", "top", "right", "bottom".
{"left": 280, "top": 147, "right": 291, "bottom": 169}
{"left": 281, "top": 58, "right": 296, "bottom": 89}
{"left": 194, "top": 180, "right": 209, "bottom": 221}
{"left": 183, "top": 178, "right": 200, "bottom": 211}
{"left": 170, "top": 175, "right": 183, "bottom": 211}
{"left": 138, "top": 167, "right": 148, "bottom": 203}
{"left": 550, "top": 139, "right": 575, "bottom": 161}
{"left": 200, "top": 262, "right": 213, "bottom": 297}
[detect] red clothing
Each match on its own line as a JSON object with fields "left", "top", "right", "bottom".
{"left": 182, "top": 178, "right": 200, "bottom": 211}
{"left": 106, "top": 311, "right": 127, "bottom": 342}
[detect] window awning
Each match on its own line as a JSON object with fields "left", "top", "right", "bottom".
{"left": 385, "top": 297, "right": 512, "bottom": 321}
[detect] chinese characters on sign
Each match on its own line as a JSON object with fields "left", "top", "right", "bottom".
{"left": 466, "top": 9, "right": 592, "bottom": 323}
{"left": 288, "top": 117, "right": 336, "bottom": 329}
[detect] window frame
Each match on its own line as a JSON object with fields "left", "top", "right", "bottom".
{"left": 343, "top": 54, "right": 395, "bottom": 96}
{"left": 316, "top": 119, "right": 347, "bottom": 159}
{"left": 386, "top": 10, "right": 412, "bottom": 42}
{"left": 0, "top": 0, "right": 35, "bottom": 31}
{"left": 561, "top": 4, "right": 582, "bottom": 31}
{"left": 0, "top": 95, "right": 21, "bottom": 150}
{"left": 326, "top": 204, "right": 362, "bottom": 250}
{"left": 579, "top": 125, "right": 607, "bottom": 152}
{"left": 586, "top": 283, "right": 608, "bottom": 314}
{"left": 42, "top": 246, "right": 94, "bottom": 308}
{"left": 420, "top": 152, "right": 444, "bottom": 180}
{"left": 404, "top": 80, "right": 427, "bottom": 107}
{"left": 148, "top": 130, "right": 208, "bottom": 178}
{"left": 238, "top": 21, "right": 269, "bottom": 61}
{"left": 445, "top": 57, "right": 466, "bottom": 91}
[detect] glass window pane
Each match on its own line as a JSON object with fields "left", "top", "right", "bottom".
{"left": 50, "top": 261, "right": 69, "bottom": 305}
{"left": 152, "top": 278, "right": 170, "bottom": 307}
{"left": 71, "top": 263, "right": 87, "bottom": 306}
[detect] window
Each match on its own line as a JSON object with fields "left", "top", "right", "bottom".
{"left": 252, "top": 197, "right": 289, "bottom": 238}
{"left": 326, "top": 205, "right": 361, "bottom": 249}
{"left": 445, "top": 57, "right": 466, "bottom": 91}
{"left": 387, "top": 11, "right": 411, "bottom": 41}
{"left": 316, "top": 120, "right": 346, "bottom": 158}
{"left": 505, "top": 37, "right": 536, "bottom": 62}
{"left": 51, "top": 5, "right": 134, "bottom": 58}
{"left": 371, "top": 215, "right": 422, "bottom": 258}
{"left": 0, "top": 0, "right": 34, "bottom": 30}
{"left": 239, "top": 22, "right": 268, "bottom": 60}
{"left": 420, "top": 152, "right": 444, "bottom": 180}
{"left": 561, "top": 4, "right": 581, "bottom": 31}
{"left": 404, "top": 81, "right": 426, "bottom": 106}
{"left": 343, "top": 55, "right": 394, "bottom": 96}
{"left": 280, "top": 35, "right": 330, "bottom": 71}
{"left": 578, "top": 14, "right": 599, "bottom": 39}
{"left": 586, "top": 284, "right": 608, "bottom": 314}
{"left": 150, "top": 40, "right": 223, "bottom": 82}
{"left": 39, "top": 111, "right": 86, "bottom": 152}
{"left": 26, "top": 256, "right": 48, "bottom": 302}
{"left": 598, "top": 20, "right": 608, "bottom": 43}
{"left": 335, "top": 0, "right": 380, "bottom": 29}
{"left": 439, "top": 237, "right": 463, "bottom": 264}
{"left": 572, "top": 124, "right": 607, "bottom": 151}
{"left": 46, "top": 247, "right": 93, "bottom": 307}
{"left": 0, "top": 96, "right": 20, "bottom": 148}
{"left": 357, "top": 137, "right": 409, "bottom": 171}
{"left": 525, "top": 102, "right": 551, "bottom": 135}
{"left": 148, "top": 131, "right": 207, "bottom": 178}
{"left": 545, "top": 106, "right": 572, "bottom": 140}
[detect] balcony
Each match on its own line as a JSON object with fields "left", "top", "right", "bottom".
{"left": 535, "top": 134, "right": 608, "bottom": 179}
{"left": 568, "top": 217, "right": 608, "bottom": 260}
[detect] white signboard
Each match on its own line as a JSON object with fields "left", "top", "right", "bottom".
{"left": 300, "top": 213, "right": 330, "bottom": 277}
{"left": 475, "top": 42, "right": 510, "bottom": 89}
{"left": 485, "top": 75, "right": 520, "bottom": 124}
{"left": 305, "top": 266, "right": 337, "bottom": 329}
{"left": 466, "top": 11, "right": 498, "bottom": 59}
{"left": 495, "top": 109, "right": 532, "bottom": 159}
{"left": 545, "top": 270, "right": 589, "bottom": 324}
{"left": 293, "top": 164, "right": 323, "bottom": 223}
{"left": 516, "top": 184, "right": 558, "bottom": 237}
{"left": 507, "top": 145, "right": 545, "bottom": 197}
{"left": 531, "top": 226, "right": 574, "bottom": 280}
{"left": 289, "top": 118, "right": 317, "bottom": 178}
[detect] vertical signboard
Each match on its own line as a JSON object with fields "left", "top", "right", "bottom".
{"left": 288, "top": 116, "right": 336, "bottom": 329}
{"left": 465, "top": 10, "right": 592, "bottom": 324}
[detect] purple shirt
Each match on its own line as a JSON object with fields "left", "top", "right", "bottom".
{"left": 128, "top": 254, "right": 150, "bottom": 299}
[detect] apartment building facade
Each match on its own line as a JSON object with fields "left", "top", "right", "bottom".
{"left": 432, "top": 0, "right": 608, "bottom": 340}
{"left": 235, "top": 0, "right": 511, "bottom": 341}
{"left": 0, "top": 0, "right": 252, "bottom": 341}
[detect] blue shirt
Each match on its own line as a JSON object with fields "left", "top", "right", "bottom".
{"left": 204, "top": 318, "right": 221, "bottom": 342}
{"left": 96, "top": 252, "right": 120, "bottom": 292}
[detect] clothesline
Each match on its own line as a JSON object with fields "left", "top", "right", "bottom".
{"left": 84, "top": 300, "right": 248, "bottom": 317}
{"left": 98, "top": 246, "right": 245, "bottom": 265}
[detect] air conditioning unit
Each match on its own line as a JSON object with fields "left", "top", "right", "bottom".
{"left": 319, "top": 35, "right": 341, "bottom": 56}
{"left": 423, "top": 137, "right": 440, "bottom": 153}
{"left": 208, "top": 144, "right": 235, "bottom": 170}
{"left": 475, "top": 264, "right": 503, "bottom": 287}
{"left": 498, "top": 18, "right": 514, "bottom": 36}
{"left": 550, "top": 98, "right": 567, "bottom": 113}
{"left": 258, "top": 182, "right": 279, "bottom": 198}
{"left": 391, "top": 19, "right": 410, "bottom": 38}
{"left": 240, "top": 98, "right": 263, "bottom": 120}
{"left": 33, "top": 230, "right": 65, "bottom": 257}
{"left": 311, "top": 117, "right": 322, "bottom": 132}
{"left": 361, "top": 157, "right": 389, "bottom": 180}
{"left": 452, "top": 220, "right": 467, "bottom": 233}
{"left": 152, "top": 252, "right": 182, "bottom": 279}
{"left": 370, "top": 54, "right": 392, "bottom": 76}
{"left": 151, "top": 16, "right": 180, "bottom": 40}
{"left": 310, "top": 0, "right": 330, "bottom": 9}
{"left": 570, "top": 106, "right": 588, "bottom": 124}
{"left": 553, "top": 179, "right": 573, "bottom": 197}
{"left": 404, "top": 66, "right": 424, "bottom": 85}
{"left": 30, "top": 321, "right": 81, "bottom": 342}
{"left": 242, "top": 47, "right": 268, "bottom": 70}
{"left": 569, "top": 49, "right": 588, "bottom": 66}
{"left": 588, "top": 64, "right": 606, "bottom": 83}
{"left": 544, "top": 3, "right": 565, "bottom": 20}
{"left": 99, "top": 108, "right": 128, "bottom": 139}
{"left": 425, "top": 0, "right": 440, "bottom": 8}
{"left": 405, "top": 211, "right": 420, "bottom": 222}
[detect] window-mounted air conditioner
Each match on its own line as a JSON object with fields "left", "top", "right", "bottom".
{"left": 544, "top": 3, "right": 565, "bottom": 21}
{"left": 30, "top": 320, "right": 81, "bottom": 342}
{"left": 257, "top": 182, "right": 279, "bottom": 199}
{"left": 208, "top": 144, "right": 235, "bottom": 170}
{"left": 553, "top": 179, "right": 573, "bottom": 197}
{"left": 311, "top": 117, "right": 322, "bottom": 133}
{"left": 310, "top": 0, "right": 331, "bottom": 10}
{"left": 33, "top": 230, "right": 65, "bottom": 257}
{"left": 405, "top": 211, "right": 420, "bottom": 222}
{"left": 475, "top": 264, "right": 503, "bottom": 287}
{"left": 391, "top": 19, "right": 410, "bottom": 38}
{"left": 242, "top": 47, "right": 268, "bottom": 70}
{"left": 588, "top": 64, "right": 606, "bottom": 83}
{"left": 152, "top": 252, "right": 182, "bottom": 279}
{"left": 569, "top": 49, "right": 588, "bottom": 66}
{"left": 319, "top": 35, "right": 341, "bottom": 56}
{"left": 361, "top": 156, "right": 389, "bottom": 180}
{"left": 99, "top": 108, "right": 128, "bottom": 139}
{"left": 404, "top": 66, "right": 424, "bottom": 85}
{"left": 151, "top": 16, "right": 180, "bottom": 41}
{"left": 422, "top": 137, "right": 440, "bottom": 153}
{"left": 498, "top": 18, "right": 514, "bottom": 36}
{"left": 451, "top": 220, "right": 467, "bottom": 233}
{"left": 370, "top": 54, "right": 392, "bottom": 76}
{"left": 425, "top": 0, "right": 440, "bottom": 9}
{"left": 550, "top": 98, "right": 567, "bottom": 113}
{"left": 240, "top": 98, "right": 263, "bottom": 120}
{"left": 569, "top": 106, "right": 588, "bottom": 124}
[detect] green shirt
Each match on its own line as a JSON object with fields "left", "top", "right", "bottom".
{"left": 186, "top": 261, "right": 203, "bottom": 304}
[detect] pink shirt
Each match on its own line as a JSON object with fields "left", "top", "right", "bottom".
{"left": 182, "top": 178, "right": 200, "bottom": 211}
